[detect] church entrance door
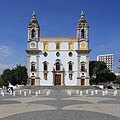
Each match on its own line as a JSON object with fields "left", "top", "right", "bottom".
{"left": 81, "top": 79, "right": 85, "bottom": 86}
{"left": 31, "top": 79, "right": 35, "bottom": 85}
{"left": 54, "top": 75, "right": 61, "bottom": 85}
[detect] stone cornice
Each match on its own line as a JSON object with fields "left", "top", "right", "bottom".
{"left": 26, "top": 49, "right": 41, "bottom": 55}
{"left": 75, "top": 49, "right": 91, "bottom": 54}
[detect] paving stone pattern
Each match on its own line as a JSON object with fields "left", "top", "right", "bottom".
{"left": 0, "top": 110, "right": 120, "bottom": 120}
{"left": 0, "top": 88, "right": 120, "bottom": 120}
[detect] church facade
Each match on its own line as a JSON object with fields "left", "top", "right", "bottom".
{"left": 26, "top": 11, "right": 91, "bottom": 86}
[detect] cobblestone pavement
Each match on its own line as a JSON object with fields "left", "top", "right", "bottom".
{"left": 0, "top": 110, "right": 120, "bottom": 120}
{"left": 0, "top": 88, "right": 120, "bottom": 120}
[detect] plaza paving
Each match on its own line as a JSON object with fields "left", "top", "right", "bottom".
{"left": 0, "top": 87, "right": 120, "bottom": 120}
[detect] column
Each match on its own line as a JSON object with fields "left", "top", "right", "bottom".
{"left": 86, "top": 55, "right": 90, "bottom": 86}
{"left": 77, "top": 55, "right": 81, "bottom": 86}
{"left": 27, "top": 55, "right": 31, "bottom": 85}
{"left": 36, "top": 55, "right": 40, "bottom": 85}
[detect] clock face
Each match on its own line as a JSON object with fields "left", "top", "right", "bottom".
{"left": 80, "top": 41, "right": 86, "bottom": 48}
{"left": 30, "top": 42, "right": 36, "bottom": 48}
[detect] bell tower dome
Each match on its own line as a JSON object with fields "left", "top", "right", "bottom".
{"left": 76, "top": 11, "right": 89, "bottom": 50}
{"left": 28, "top": 11, "right": 40, "bottom": 41}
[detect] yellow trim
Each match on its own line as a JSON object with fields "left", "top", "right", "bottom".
{"left": 43, "top": 41, "right": 48, "bottom": 51}
{"left": 80, "top": 48, "right": 87, "bottom": 50}
{"left": 68, "top": 42, "right": 73, "bottom": 50}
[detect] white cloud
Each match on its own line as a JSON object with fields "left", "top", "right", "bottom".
{"left": 0, "top": 45, "right": 12, "bottom": 57}
{"left": 0, "top": 64, "right": 15, "bottom": 74}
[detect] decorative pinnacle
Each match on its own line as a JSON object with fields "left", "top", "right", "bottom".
{"left": 32, "top": 11, "right": 36, "bottom": 19}
{"left": 81, "top": 10, "right": 84, "bottom": 18}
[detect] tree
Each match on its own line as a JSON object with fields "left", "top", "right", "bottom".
{"left": 14, "top": 65, "right": 27, "bottom": 85}
{"left": 0, "top": 76, "right": 4, "bottom": 87}
{"left": 0, "top": 65, "right": 28, "bottom": 87}
{"left": 113, "top": 76, "right": 120, "bottom": 85}
{"left": 90, "top": 61, "right": 116, "bottom": 84}
{"left": 1, "top": 69, "right": 12, "bottom": 87}
{"left": 89, "top": 61, "right": 97, "bottom": 78}
{"left": 9, "top": 69, "right": 16, "bottom": 86}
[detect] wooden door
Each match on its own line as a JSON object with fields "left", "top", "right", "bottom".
{"left": 55, "top": 75, "right": 61, "bottom": 85}
{"left": 81, "top": 79, "right": 85, "bottom": 86}
{"left": 31, "top": 79, "right": 35, "bottom": 85}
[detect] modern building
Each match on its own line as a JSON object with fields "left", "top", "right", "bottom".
{"left": 26, "top": 11, "right": 91, "bottom": 86}
{"left": 97, "top": 54, "right": 113, "bottom": 72}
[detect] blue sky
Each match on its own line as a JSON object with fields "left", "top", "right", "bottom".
{"left": 0, "top": 0, "right": 120, "bottom": 74}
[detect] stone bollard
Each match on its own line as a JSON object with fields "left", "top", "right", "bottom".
{"left": 95, "top": 90, "right": 98, "bottom": 95}
{"left": 91, "top": 91, "right": 94, "bottom": 96}
{"left": 114, "top": 90, "right": 117, "bottom": 96}
{"left": 76, "top": 90, "right": 79, "bottom": 95}
{"left": 10, "top": 91, "right": 12, "bottom": 95}
{"left": 67, "top": 90, "right": 69, "bottom": 95}
{"left": 86, "top": 90, "right": 88, "bottom": 95}
{"left": 24, "top": 91, "right": 26, "bottom": 96}
{"left": 80, "top": 91, "right": 83, "bottom": 96}
{"left": 13, "top": 91, "right": 15, "bottom": 96}
{"left": 69, "top": 90, "right": 71, "bottom": 96}
{"left": 47, "top": 90, "right": 50, "bottom": 96}
{"left": 0, "top": 91, "right": 2, "bottom": 95}
{"left": 38, "top": 90, "right": 41, "bottom": 95}
{"left": 105, "top": 90, "right": 108, "bottom": 95}
{"left": 29, "top": 90, "right": 31, "bottom": 95}
{"left": 102, "top": 91, "right": 105, "bottom": 96}
{"left": 1, "top": 91, "right": 4, "bottom": 96}
{"left": 19, "top": 90, "right": 22, "bottom": 95}
{"left": 35, "top": 91, "right": 38, "bottom": 96}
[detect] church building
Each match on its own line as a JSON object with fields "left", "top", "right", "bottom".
{"left": 26, "top": 11, "right": 91, "bottom": 86}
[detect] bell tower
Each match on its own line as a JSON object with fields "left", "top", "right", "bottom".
{"left": 76, "top": 11, "right": 91, "bottom": 86}
{"left": 26, "top": 11, "right": 41, "bottom": 86}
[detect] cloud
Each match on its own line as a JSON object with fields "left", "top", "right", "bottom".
{"left": 0, "top": 45, "right": 12, "bottom": 57}
{"left": 0, "top": 64, "right": 15, "bottom": 74}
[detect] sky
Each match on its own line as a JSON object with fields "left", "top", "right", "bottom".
{"left": 0, "top": 0, "right": 120, "bottom": 74}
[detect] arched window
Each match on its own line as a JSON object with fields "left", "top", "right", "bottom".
{"left": 56, "top": 62, "right": 60, "bottom": 70}
{"left": 81, "top": 63, "right": 85, "bottom": 71}
{"left": 31, "top": 29, "right": 36, "bottom": 38}
{"left": 69, "top": 62, "right": 72, "bottom": 71}
{"left": 81, "top": 29, "right": 84, "bottom": 38}
{"left": 31, "top": 62, "right": 35, "bottom": 71}
{"left": 43, "top": 61, "right": 48, "bottom": 71}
